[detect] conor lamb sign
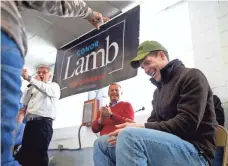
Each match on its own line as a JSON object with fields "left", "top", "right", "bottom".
{"left": 53, "top": 6, "right": 140, "bottom": 99}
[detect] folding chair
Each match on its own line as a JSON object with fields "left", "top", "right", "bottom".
{"left": 215, "top": 125, "right": 228, "bottom": 166}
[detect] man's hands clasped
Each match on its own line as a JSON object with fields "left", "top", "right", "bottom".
{"left": 97, "top": 106, "right": 112, "bottom": 124}
{"left": 107, "top": 121, "right": 145, "bottom": 146}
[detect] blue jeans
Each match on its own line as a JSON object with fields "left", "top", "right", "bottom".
{"left": 212, "top": 147, "right": 224, "bottom": 166}
{"left": 1, "top": 31, "right": 24, "bottom": 166}
{"left": 93, "top": 127, "right": 209, "bottom": 166}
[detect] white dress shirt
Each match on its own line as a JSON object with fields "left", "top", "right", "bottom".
{"left": 21, "top": 78, "right": 60, "bottom": 120}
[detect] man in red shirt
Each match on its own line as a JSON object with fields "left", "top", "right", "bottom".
{"left": 92, "top": 83, "right": 134, "bottom": 136}
{"left": 93, "top": 83, "right": 134, "bottom": 166}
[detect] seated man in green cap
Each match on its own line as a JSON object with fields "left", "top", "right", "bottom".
{"left": 93, "top": 41, "right": 217, "bottom": 166}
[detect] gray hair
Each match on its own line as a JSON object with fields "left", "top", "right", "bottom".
{"left": 36, "top": 64, "right": 51, "bottom": 72}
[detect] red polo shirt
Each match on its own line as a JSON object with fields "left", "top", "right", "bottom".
{"left": 92, "top": 101, "right": 134, "bottom": 136}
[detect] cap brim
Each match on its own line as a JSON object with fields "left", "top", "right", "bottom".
{"left": 130, "top": 52, "right": 149, "bottom": 69}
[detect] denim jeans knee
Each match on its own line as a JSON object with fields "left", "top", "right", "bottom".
{"left": 93, "top": 135, "right": 116, "bottom": 166}
{"left": 94, "top": 135, "right": 110, "bottom": 150}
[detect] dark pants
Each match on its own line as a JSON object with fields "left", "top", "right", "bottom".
{"left": 13, "top": 144, "right": 22, "bottom": 158}
{"left": 212, "top": 147, "right": 224, "bottom": 166}
{"left": 15, "top": 119, "right": 53, "bottom": 166}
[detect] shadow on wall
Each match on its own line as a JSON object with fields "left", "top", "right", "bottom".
{"left": 48, "top": 148, "right": 94, "bottom": 166}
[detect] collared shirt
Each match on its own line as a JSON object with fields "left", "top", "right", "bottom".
{"left": 109, "top": 100, "right": 120, "bottom": 107}
{"left": 21, "top": 78, "right": 60, "bottom": 120}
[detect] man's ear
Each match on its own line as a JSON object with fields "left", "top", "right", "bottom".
{"left": 160, "top": 51, "right": 167, "bottom": 60}
{"left": 49, "top": 73, "right": 52, "bottom": 80}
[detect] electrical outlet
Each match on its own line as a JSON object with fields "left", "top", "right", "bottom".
{"left": 58, "top": 144, "right": 63, "bottom": 150}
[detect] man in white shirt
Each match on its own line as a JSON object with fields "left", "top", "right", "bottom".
{"left": 15, "top": 65, "right": 60, "bottom": 166}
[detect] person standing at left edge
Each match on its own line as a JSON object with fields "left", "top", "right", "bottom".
{"left": 15, "top": 65, "right": 60, "bottom": 166}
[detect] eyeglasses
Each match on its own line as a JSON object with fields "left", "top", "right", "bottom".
{"left": 37, "top": 71, "right": 48, "bottom": 75}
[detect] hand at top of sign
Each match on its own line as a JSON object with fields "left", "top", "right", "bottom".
{"left": 87, "top": 8, "right": 110, "bottom": 29}
{"left": 100, "top": 106, "right": 113, "bottom": 118}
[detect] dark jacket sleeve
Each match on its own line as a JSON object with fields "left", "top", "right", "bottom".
{"left": 145, "top": 69, "right": 211, "bottom": 138}
{"left": 213, "top": 95, "right": 225, "bottom": 126}
{"left": 147, "top": 110, "right": 157, "bottom": 122}
{"left": 21, "top": 1, "right": 93, "bottom": 19}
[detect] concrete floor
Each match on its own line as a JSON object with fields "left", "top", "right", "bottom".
{"left": 48, "top": 148, "right": 94, "bottom": 166}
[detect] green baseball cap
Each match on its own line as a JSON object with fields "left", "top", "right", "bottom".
{"left": 130, "top": 41, "right": 167, "bottom": 68}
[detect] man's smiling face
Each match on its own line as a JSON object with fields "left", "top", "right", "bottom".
{"left": 140, "top": 51, "right": 169, "bottom": 81}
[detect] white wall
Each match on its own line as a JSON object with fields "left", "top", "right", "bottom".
{"left": 188, "top": 1, "right": 228, "bottom": 127}
{"left": 53, "top": 93, "right": 88, "bottom": 128}
{"left": 140, "top": 1, "right": 194, "bottom": 67}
